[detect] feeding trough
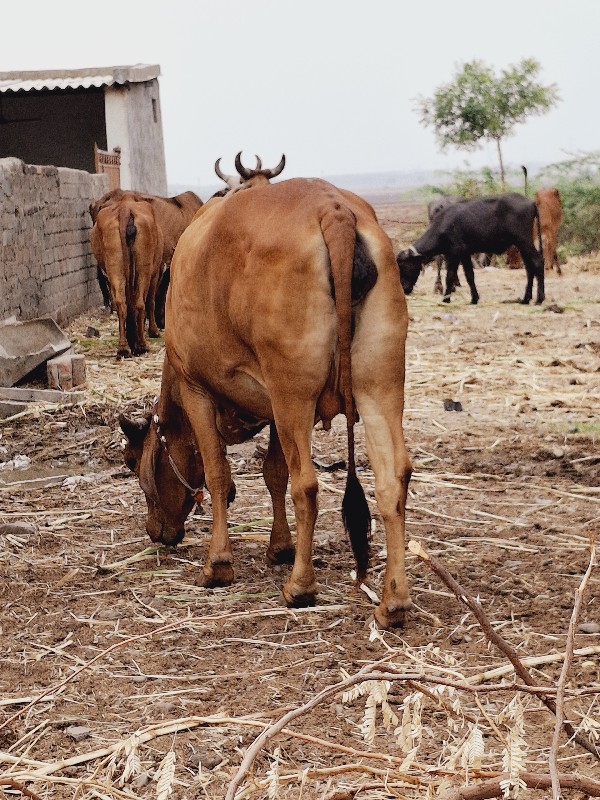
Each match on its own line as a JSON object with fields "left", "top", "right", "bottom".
{"left": 0, "top": 316, "right": 72, "bottom": 388}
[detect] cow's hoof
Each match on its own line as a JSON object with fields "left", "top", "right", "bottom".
{"left": 442, "top": 296, "right": 451, "bottom": 304}
{"left": 133, "top": 345, "right": 149, "bottom": 356}
{"left": 267, "top": 544, "right": 295, "bottom": 565}
{"left": 282, "top": 580, "right": 317, "bottom": 608}
{"left": 148, "top": 328, "right": 161, "bottom": 338}
{"left": 520, "top": 298, "right": 531, "bottom": 305}
{"left": 374, "top": 599, "right": 411, "bottom": 629}
{"left": 117, "top": 348, "right": 132, "bottom": 359}
{"left": 471, "top": 298, "right": 479, "bottom": 305}
{"left": 199, "top": 562, "right": 234, "bottom": 587}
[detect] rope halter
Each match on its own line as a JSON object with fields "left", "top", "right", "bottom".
{"left": 151, "top": 404, "right": 204, "bottom": 506}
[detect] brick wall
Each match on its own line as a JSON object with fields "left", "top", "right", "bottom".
{"left": 0, "top": 157, "right": 108, "bottom": 326}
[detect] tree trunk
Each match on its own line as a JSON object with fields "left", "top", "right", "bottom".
{"left": 495, "top": 138, "right": 505, "bottom": 190}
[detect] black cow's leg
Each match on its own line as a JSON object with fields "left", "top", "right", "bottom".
{"left": 434, "top": 256, "right": 443, "bottom": 294}
{"left": 97, "top": 265, "right": 112, "bottom": 309}
{"left": 518, "top": 243, "right": 545, "bottom": 304}
{"left": 443, "top": 256, "right": 460, "bottom": 303}
{"left": 154, "top": 266, "right": 170, "bottom": 329}
{"left": 460, "top": 255, "right": 480, "bottom": 305}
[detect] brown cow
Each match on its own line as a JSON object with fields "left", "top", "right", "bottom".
{"left": 90, "top": 198, "right": 164, "bottom": 356}
{"left": 119, "top": 174, "right": 413, "bottom": 629}
{"left": 535, "top": 187, "right": 563, "bottom": 274}
{"left": 504, "top": 187, "right": 562, "bottom": 273}
{"left": 90, "top": 188, "right": 203, "bottom": 324}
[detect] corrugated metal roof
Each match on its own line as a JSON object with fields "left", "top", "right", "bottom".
{"left": 0, "top": 64, "right": 160, "bottom": 94}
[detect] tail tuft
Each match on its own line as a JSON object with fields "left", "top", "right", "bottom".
{"left": 342, "top": 471, "right": 371, "bottom": 581}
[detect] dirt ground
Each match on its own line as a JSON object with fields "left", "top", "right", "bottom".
{"left": 1, "top": 200, "right": 599, "bottom": 800}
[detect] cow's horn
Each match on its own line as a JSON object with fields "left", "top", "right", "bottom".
{"left": 409, "top": 245, "right": 421, "bottom": 257}
{"left": 265, "top": 154, "right": 286, "bottom": 179}
{"left": 118, "top": 413, "right": 150, "bottom": 443}
{"left": 255, "top": 155, "right": 262, "bottom": 170}
{"left": 214, "top": 158, "right": 227, "bottom": 182}
{"left": 234, "top": 151, "right": 254, "bottom": 180}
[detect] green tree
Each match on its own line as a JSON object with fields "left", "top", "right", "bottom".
{"left": 415, "top": 59, "right": 560, "bottom": 188}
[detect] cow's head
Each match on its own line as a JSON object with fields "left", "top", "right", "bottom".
{"left": 119, "top": 411, "right": 204, "bottom": 546}
{"left": 232, "top": 152, "right": 286, "bottom": 190}
{"left": 396, "top": 246, "right": 424, "bottom": 295}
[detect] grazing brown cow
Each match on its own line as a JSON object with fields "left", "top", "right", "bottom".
{"left": 120, "top": 174, "right": 413, "bottom": 629}
{"left": 90, "top": 198, "right": 164, "bottom": 356}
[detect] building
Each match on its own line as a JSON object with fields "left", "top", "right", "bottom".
{"left": 0, "top": 64, "right": 167, "bottom": 195}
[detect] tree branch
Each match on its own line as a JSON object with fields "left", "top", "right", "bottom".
{"left": 408, "top": 539, "right": 600, "bottom": 760}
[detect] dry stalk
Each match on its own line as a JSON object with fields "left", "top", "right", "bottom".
{"left": 408, "top": 539, "right": 600, "bottom": 761}
{"left": 0, "top": 604, "right": 348, "bottom": 734}
{"left": 549, "top": 538, "right": 596, "bottom": 800}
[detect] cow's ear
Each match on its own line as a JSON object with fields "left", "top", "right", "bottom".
{"left": 119, "top": 414, "right": 150, "bottom": 445}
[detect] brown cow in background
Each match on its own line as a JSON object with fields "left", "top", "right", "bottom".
{"left": 505, "top": 186, "right": 562, "bottom": 273}
{"left": 90, "top": 198, "right": 164, "bottom": 357}
{"left": 90, "top": 189, "right": 203, "bottom": 324}
{"left": 534, "top": 187, "right": 563, "bottom": 274}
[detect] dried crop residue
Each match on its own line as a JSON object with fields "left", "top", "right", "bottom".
{"left": 0, "top": 199, "right": 599, "bottom": 800}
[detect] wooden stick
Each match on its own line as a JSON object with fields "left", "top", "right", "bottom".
{"left": 549, "top": 539, "right": 596, "bottom": 800}
{"left": 439, "top": 771, "right": 600, "bottom": 800}
{"left": 408, "top": 539, "right": 600, "bottom": 761}
{"left": 0, "top": 777, "right": 43, "bottom": 799}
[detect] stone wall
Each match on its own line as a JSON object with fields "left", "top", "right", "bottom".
{"left": 0, "top": 157, "right": 108, "bottom": 326}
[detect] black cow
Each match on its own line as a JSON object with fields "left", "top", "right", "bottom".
{"left": 397, "top": 193, "right": 544, "bottom": 305}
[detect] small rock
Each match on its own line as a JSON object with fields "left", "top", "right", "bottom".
{"left": 544, "top": 303, "right": 564, "bottom": 314}
{"left": 579, "top": 622, "right": 600, "bottom": 634}
{"left": 86, "top": 326, "right": 101, "bottom": 338}
{"left": 191, "top": 749, "right": 223, "bottom": 770}
{"left": 443, "top": 398, "right": 463, "bottom": 412}
{"left": 0, "top": 522, "right": 37, "bottom": 536}
{"left": 65, "top": 725, "right": 91, "bottom": 742}
{"left": 156, "top": 701, "right": 178, "bottom": 715}
{"left": 131, "top": 772, "right": 151, "bottom": 788}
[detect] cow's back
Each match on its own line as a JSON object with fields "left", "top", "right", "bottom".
{"left": 166, "top": 178, "right": 403, "bottom": 415}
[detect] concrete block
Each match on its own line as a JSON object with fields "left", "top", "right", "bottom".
{"left": 0, "top": 317, "right": 71, "bottom": 387}
{"left": 47, "top": 352, "right": 73, "bottom": 391}
{"left": 72, "top": 355, "right": 86, "bottom": 387}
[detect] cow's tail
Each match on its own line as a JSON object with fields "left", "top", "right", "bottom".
{"left": 320, "top": 205, "right": 375, "bottom": 582}
{"left": 521, "top": 165, "right": 528, "bottom": 197}
{"left": 119, "top": 207, "right": 137, "bottom": 352}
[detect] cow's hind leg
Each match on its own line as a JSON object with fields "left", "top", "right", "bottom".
{"left": 352, "top": 290, "right": 412, "bottom": 628}
{"left": 355, "top": 387, "right": 412, "bottom": 628}
{"left": 269, "top": 399, "right": 319, "bottom": 606}
{"left": 460, "top": 255, "right": 480, "bottom": 304}
{"left": 518, "top": 241, "right": 545, "bottom": 304}
{"left": 146, "top": 272, "right": 161, "bottom": 338}
{"left": 178, "top": 384, "right": 235, "bottom": 587}
{"left": 263, "top": 423, "right": 295, "bottom": 565}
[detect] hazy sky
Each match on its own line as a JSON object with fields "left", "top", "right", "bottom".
{"left": 2, "top": 0, "right": 598, "bottom": 187}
